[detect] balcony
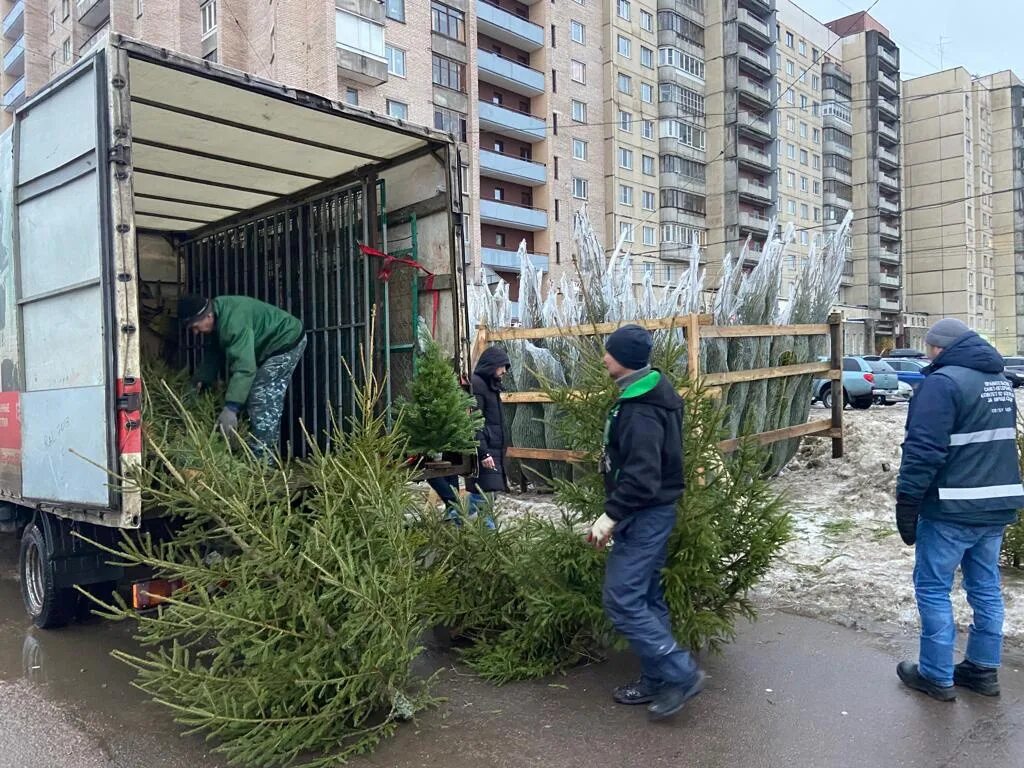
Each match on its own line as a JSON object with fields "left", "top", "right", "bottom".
{"left": 880, "top": 273, "right": 900, "bottom": 288}
{"left": 739, "top": 0, "right": 770, "bottom": 13}
{"left": 481, "top": 246, "right": 548, "bottom": 272}
{"left": 879, "top": 248, "right": 900, "bottom": 264}
{"left": 77, "top": 0, "right": 110, "bottom": 28}
{"left": 478, "top": 100, "right": 546, "bottom": 143}
{"left": 476, "top": 1, "right": 544, "bottom": 53}
{"left": 879, "top": 97, "right": 898, "bottom": 119}
{"left": 879, "top": 170, "right": 898, "bottom": 190}
{"left": 3, "top": 74, "right": 24, "bottom": 112}
{"left": 478, "top": 49, "right": 545, "bottom": 98}
{"left": 879, "top": 197, "right": 899, "bottom": 215}
{"left": 2, "top": 0, "right": 23, "bottom": 40}
{"left": 879, "top": 222, "right": 900, "bottom": 240}
{"left": 737, "top": 143, "right": 772, "bottom": 171}
{"left": 879, "top": 298, "right": 901, "bottom": 313}
{"left": 738, "top": 76, "right": 771, "bottom": 107}
{"left": 738, "top": 43, "right": 771, "bottom": 74}
{"left": 2, "top": 34, "right": 22, "bottom": 76}
{"left": 336, "top": 46, "right": 387, "bottom": 86}
{"left": 824, "top": 165, "right": 852, "bottom": 184}
{"left": 737, "top": 8, "right": 771, "bottom": 43}
{"left": 824, "top": 137, "right": 852, "bottom": 158}
{"left": 738, "top": 211, "right": 771, "bottom": 235}
{"left": 737, "top": 110, "right": 772, "bottom": 139}
{"left": 878, "top": 70, "right": 899, "bottom": 95}
{"left": 877, "top": 45, "right": 898, "bottom": 72}
{"left": 878, "top": 146, "right": 899, "bottom": 168}
{"left": 738, "top": 177, "right": 773, "bottom": 203}
{"left": 824, "top": 190, "right": 852, "bottom": 208}
{"left": 878, "top": 121, "right": 898, "bottom": 144}
{"left": 479, "top": 149, "right": 546, "bottom": 187}
{"left": 479, "top": 199, "right": 548, "bottom": 231}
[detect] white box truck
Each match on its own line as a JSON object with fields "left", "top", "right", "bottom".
{"left": 0, "top": 35, "right": 469, "bottom": 627}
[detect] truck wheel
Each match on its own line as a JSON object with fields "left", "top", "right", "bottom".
{"left": 820, "top": 388, "right": 832, "bottom": 408}
{"left": 850, "top": 395, "right": 873, "bottom": 410}
{"left": 19, "top": 523, "right": 78, "bottom": 629}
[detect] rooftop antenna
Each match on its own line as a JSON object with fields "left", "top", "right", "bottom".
{"left": 938, "top": 35, "right": 952, "bottom": 70}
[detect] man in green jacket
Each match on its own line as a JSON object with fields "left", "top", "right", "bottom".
{"left": 178, "top": 295, "right": 306, "bottom": 456}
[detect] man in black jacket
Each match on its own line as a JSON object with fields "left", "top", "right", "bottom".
{"left": 590, "top": 324, "right": 705, "bottom": 721}
{"left": 465, "top": 346, "right": 511, "bottom": 528}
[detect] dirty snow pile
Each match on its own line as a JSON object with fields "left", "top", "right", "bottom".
{"left": 758, "top": 395, "right": 1024, "bottom": 649}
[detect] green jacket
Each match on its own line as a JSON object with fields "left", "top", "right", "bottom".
{"left": 195, "top": 296, "right": 303, "bottom": 406}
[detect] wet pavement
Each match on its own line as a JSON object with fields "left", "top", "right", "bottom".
{"left": 2, "top": 535, "right": 1024, "bottom": 768}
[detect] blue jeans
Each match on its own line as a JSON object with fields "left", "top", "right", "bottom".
{"left": 603, "top": 503, "right": 699, "bottom": 687}
{"left": 427, "top": 476, "right": 460, "bottom": 512}
{"left": 914, "top": 518, "right": 1007, "bottom": 687}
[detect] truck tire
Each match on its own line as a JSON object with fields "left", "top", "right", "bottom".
{"left": 850, "top": 395, "right": 873, "bottom": 410}
{"left": 19, "top": 523, "right": 78, "bottom": 629}
{"left": 820, "top": 387, "right": 849, "bottom": 410}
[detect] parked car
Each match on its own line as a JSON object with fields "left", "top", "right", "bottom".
{"left": 1004, "top": 356, "right": 1024, "bottom": 388}
{"left": 887, "top": 348, "right": 929, "bottom": 359}
{"left": 879, "top": 379, "right": 915, "bottom": 405}
{"left": 812, "top": 356, "right": 900, "bottom": 410}
{"left": 884, "top": 358, "right": 928, "bottom": 390}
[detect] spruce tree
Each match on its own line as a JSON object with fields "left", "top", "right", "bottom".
{"left": 398, "top": 339, "right": 482, "bottom": 458}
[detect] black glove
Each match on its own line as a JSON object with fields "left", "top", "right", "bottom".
{"left": 217, "top": 406, "right": 239, "bottom": 436}
{"left": 895, "top": 498, "right": 919, "bottom": 546}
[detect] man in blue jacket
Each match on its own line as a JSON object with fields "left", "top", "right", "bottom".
{"left": 589, "top": 324, "right": 705, "bottom": 721}
{"left": 896, "top": 318, "right": 1024, "bottom": 701}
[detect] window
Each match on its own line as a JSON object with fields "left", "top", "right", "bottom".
{"left": 812, "top": 74, "right": 820, "bottom": 91}
{"left": 494, "top": 233, "right": 506, "bottom": 248}
{"left": 336, "top": 10, "right": 385, "bottom": 59}
{"left": 660, "top": 155, "right": 705, "bottom": 180}
{"left": 801, "top": 203, "right": 809, "bottom": 219}
{"left": 619, "top": 110, "right": 633, "bottom": 132}
{"left": 800, "top": 95, "right": 808, "bottom": 111}
{"left": 814, "top": 207, "right": 821, "bottom": 222}
{"left": 619, "top": 185, "right": 634, "bottom": 206}
{"left": 643, "top": 226, "right": 656, "bottom": 246}
{"left": 61, "top": 0, "right": 69, "bottom": 19}
{"left": 660, "top": 189, "right": 706, "bottom": 214}
{"left": 800, "top": 122, "right": 808, "bottom": 139}
{"left": 617, "top": 73, "right": 632, "bottom": 94}
{"left": 571, "top": 99, "right": 587, "bottom": 122}
{"left": 62, "top": 37, "right": 71, "bottom": 62}
{"left": 785, "top": 31, "right": 794, "bottom": 48}
{"left": 661, "top": 119, "right": 706, "bottom": 150}
{"left": 49, "top": 51, "right": 55, "bottom": 74}
{"left": 386, "top": 0, "right": 405, "bottom": 22}
{"left": 659, "top": 47, "right": 705, "bottom": 80}
{"left": 571, "top": 20, "right": 585, "bottom": 44}
{"left": 786, "top": 90, "right": 795, "bottom": 105}
{"left": 642, "top": 154, "right": 655, "bottom": 175}
{"left": 812, "top": 127, "right": 820, "bottom": 143}
{"left": 642, "top": 190, "right": 656, "bottom": 211}
{"left": 617, "top": 0, "right": 630, "bottom": 21}
{"left": 617, "top": 35, "right": 631, "bottom": 58}
{"left": 640, "top": 10, "right": 653, "bottom": 32}
{"left": 201, "top": 0, "right": 217, "bottom": 38}
{"left": 800, "top": 175, "right": 808, "bottom": 192}
{"left": 662, "top": 224, "right": 706, "bottom": 245}
{"left": 619, "top": 147, "right": 634, "bottom": 170}
{"left": 387, "top": 100, "right": 409, "bottom": 120}
{"left": 432, "top": 53, "right": 466, "bottom": 92}
{"left": 434, "top": 107, "right": 467, "bottom": 141}
{"left": 641, "top": 119, "right": 654, "bottom": 139}
{"left": 49, "top": 10, "right": 55, "bottom": 31}
{"left": 812, "top": 154, "right": 821, "bottom": 170}
{"left": 431, "top": 2, "right": 465, "bottom": 41}
{"left": 573, "top": 138, "right": 588, "bottom": 160}
{"left": 787, "top": 199, "right": 797, "bottom": 215}
{"left": 787, "top": 171, "right": 795, "bottom": 188}
{"left": 571, "top": 59, "right": 586, "bottom": 84}
{"left": 812, "top": 47, "right": 819, "bottom": 62}
{"left": 386, "top": 46, "right": 406, "bottom": 77}
{"left": 619, "top": 221, "right": 635, "bottom": 243}
{"left": 787, "top": 116, "right": 796, "bottom": 133}
{"left": 786, "top": 143, "right": 796, "bottom": 160}
{"left": 800, "top": 149, "right": 808, "bottom": 165}
{"left": 799, "top": 40, "right": 806, "bottom": 56}
{"left": 493, "top": 187, "right": 505, "bottom": 201}
{"left": 641, "top": 46, "right": 653, "bottom": 69}
{"left": 786, "top": 59, "right": 795, "bottom": 76}
{"left": 813, "top": 181, "right": 821, "bottom": 194}
{"left": 573, "top": 177, "right": 589, "bottom": 199}
{"left": 641, "top": 83, "right": 654, "bottom": 103}
{"left": 657, "top": 9, "right": 704, "bottom": 47}
{"left": 660, "top": 83, "right": 705, "bottom": 116}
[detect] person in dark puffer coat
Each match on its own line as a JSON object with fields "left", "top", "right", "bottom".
{"left": 895, "top": 317, "right": 1024, "bottom": 702}
{"left": 464, "top": 346, "right": 511, "bottom": 527}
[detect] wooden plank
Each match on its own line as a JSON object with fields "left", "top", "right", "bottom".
{"left": 687, "top": 313, "right": 701, "bottom": 378}
{"left": 501, "top": 385, "right": 724, "bottom": 404}
{"left": 506, "top": 447, "right": 587, "bottom": 462}
{"left": 701, "top": 361, "right": 833, "bottom": 386}
{"left": 717, "top": 418, "right": 834, "bottom": 454}
{"left": 700, "top": 323, "right": 831, "bottom": 338}
{"left": 470, "top": 325, "right": 489, "bottom": 367}
{"left": 829, "top": 311, "right": 844, "bottom": 459}
{"left": 485, "top": 314, "right": 698, "bottom": 342}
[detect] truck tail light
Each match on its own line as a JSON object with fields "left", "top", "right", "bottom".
{"left": 864, "top": 372, "right": 875, "bottom": 383}
{"left": 132, "top": 578, "right": 185, "bottom": 610}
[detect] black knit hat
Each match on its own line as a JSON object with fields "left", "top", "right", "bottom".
{"left": 605, "top": 324, "right": 653, "bottom": 370}
{"left": 177, "top": 294, "right": 211, "bottom": 327}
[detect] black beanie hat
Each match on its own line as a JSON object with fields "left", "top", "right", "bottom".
{"left": 177, "top": 294, "right": 211, "bottom": 327}
{"left": 605, "top": 324, "right": 653, "bottom": 370}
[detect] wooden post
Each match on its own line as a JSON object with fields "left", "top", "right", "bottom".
{"left": 470, "top": 324, "right": 489, "bottom": 369}
{"left": 828, "top": 312, "right": 844, "bottom": 459}
{"left": 686, "top": 313, "right": 701, "bottom": 380}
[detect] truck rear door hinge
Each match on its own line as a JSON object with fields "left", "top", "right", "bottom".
{"left": 117, "top": 392, "right": 142, "bottom": 412}
{"left": 109, "top": 144, "right": 131, "bottom": 166}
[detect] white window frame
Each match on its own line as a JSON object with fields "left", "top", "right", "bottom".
{"left": 617, "top": 0, "right": 630, "bottom": 21}
{"left": 571, "top": 20, "right": 586, "bottom": 44}
{"left": 571, "top": 99, "right": 587, "bottom": 122}
{"left": 62, "top": 36, "right": 71, "bottom": 63}
{"left": 642, "top": 154, "right": 655, "bottom": 176}
{"left": 619, "top": 110, "right": 633, "bottom": 133}
{"left": 386, "top": 45, "right": 407, "bottom": 77}
{"left": 572, "top": 138, "right": 588, "bottom": 160}
{"left": 641, "top": 82, "right": 654, "bottom": 104}
{"left": 335, "top": 9, "right": 386, "bottom": 61}
{"left": 643, "top": 225, "right": 656, "bottom": 246}
{"left": 201, "top": 0, "right": 218, "bottom": 39}
{"left": 387, "top": 99, "right": 409, "bottom": 120}
{"left": 641, "top": 46, "right": 653, "bottom": 69}
{"left": 641, "top": 10, "right": 653, "bottom": 31}
{"left": 617, "top": 73, "right": 632, "bottom": 94}
{"left": 642, "top": 190, "right": 656, "bottom": 211}
{"left": 617, "top": 35, "right": 631, "bottom": 58}
{"left": 641, "top": 119, "right": 654, "bottom": 140}
{"left": 619, "top": 147, "right": 634, "bottom": 170}
{"left": 571, "top": 59, "right": 586, "bottom": 84}
{"left": 619, "top": 221, "right": 635, "bottom": 243}
{"left": 572, "top": 177, "right": 589, "bottom": 200}
{"left": 619, "top": 184, "right": 634, "bottom": 206}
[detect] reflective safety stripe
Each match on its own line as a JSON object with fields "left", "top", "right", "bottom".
{"left": 948, "top": 428, "right": 1017, "bottom": 446}
{"left": 938, "top": 484, "right": 1024, "bottom": 501}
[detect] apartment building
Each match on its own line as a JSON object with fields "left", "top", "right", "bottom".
{"left": 981, "top": 69, "right": 1024, "bottom": 354}
{"left": 902, "top": 67, "right": 996, "bottom": 336}
{"left": 704, "top": 0, "right": 776, "bottom": 271}
{"left": 825, "top": 11, "right": 903, "bottom": 351}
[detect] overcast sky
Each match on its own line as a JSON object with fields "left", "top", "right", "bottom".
{"left": 794, "top": 0, "right": 1024, "bottom": 80}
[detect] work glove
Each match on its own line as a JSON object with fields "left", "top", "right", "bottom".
{"left": 587, "top": 513, "right": 617, "bottom": 548}
{"left": 895, "top": 498, "right": 919, "bottom": 546}
{"left": 216, "top": 406, "right": 239, "bottom": 436}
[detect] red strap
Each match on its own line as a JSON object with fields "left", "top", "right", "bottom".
{"left": 358, "top": 243, "right": 441, "bottom": 336}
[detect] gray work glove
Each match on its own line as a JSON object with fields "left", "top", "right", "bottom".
{"left": 217, "top": 407, "right": 239, "bottom": 436}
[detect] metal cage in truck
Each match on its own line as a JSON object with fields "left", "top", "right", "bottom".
{"left": 0, "top": 35, "right": 469, "bottom": 626}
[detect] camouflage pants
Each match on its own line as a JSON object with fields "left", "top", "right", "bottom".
{"left": 246, "top": 336, "right": 306, "bottom": 456}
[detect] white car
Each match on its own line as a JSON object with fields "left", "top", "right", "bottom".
{"left": 877, "top": 379, "right": 914, "bottom": 405}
